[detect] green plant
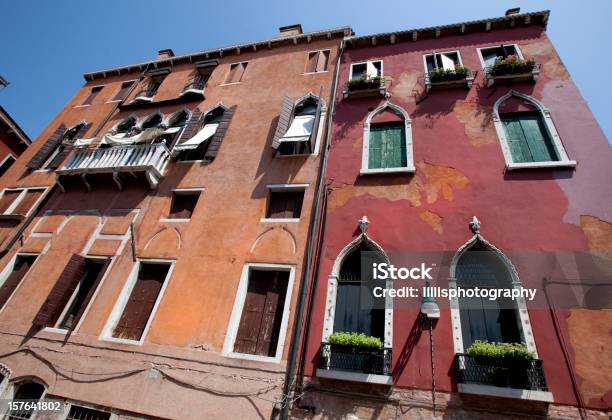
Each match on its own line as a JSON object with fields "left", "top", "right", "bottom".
{"left": 328, "top": 332, "right": 383, "bottom": 349}
{"left": 466, "top": 340, "right": 535, "bottom": 360}
{"left": 488, "top": 54, "right": 536, "bottom": 76}
{"left": 346, "top": 76, "right": 383, "bottom": 90}
{"left": 428, "top": 65, "right": 469, "bottom": 82}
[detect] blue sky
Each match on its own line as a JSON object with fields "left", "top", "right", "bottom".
{"left": 0, "top": 0, "right": 610, "bottom": 143}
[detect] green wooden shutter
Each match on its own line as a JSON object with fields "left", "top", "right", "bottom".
{"left": 369, "top": 123, "right": 406, "bottom": 169}
{"left": 501, "top": 112, "right": 558, "bottom": 163}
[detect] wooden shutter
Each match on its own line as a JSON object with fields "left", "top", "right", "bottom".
{"left": 271, "top": 96, "right": 295, "bottom": 150}
{"left": 204, "top": 105, "right": 236, "bottom": 161}
{"left": 175, "top": 109, "right": 203, "bottom": 146}
{"left": 169, "top": 193, "right": 200, "bottom": 219}
{"left": 65, "top": 258, "right": 110, "bottom": 330}
{"left": 47, "top": 123, "right": 91, "bottom": 170}
{"left": 308, "top": 94, "right": 324, "bottom": 153}
{"left": 519, "top": 113, "right": 558, "bottom": 162}
{"left": 12, "top": 189, "right": 44, "bottom": 216}
{"left": 233, "top": 270, "right": 288, "bottom": 356}
{"left": 306, "top": 52, "right": 318, "bottom": 73}
{"left": 113, "top": 263, "right": 168, "bottom": 341}
{"left": 501, "top": 115, "right": 531, "bottom": 163}
{"left": 267, "top": 191, "right": 304, "bottom": 219}
{"left": 316, "top": 51, "right": 329, "bottom": 72}
{"left": 369, "top": 123, "right": 406, "bottom": 169}
{"left": 82, "top": 87, "right": 102, "bottom": 105}
{"left": 33, "top": 255, "right": 87, "bottom": 327}
{"left": 0, "top": 255, "right": 36, "bottom": 310}
{"left": 26, "top": 124, "right": 66, "bottom": 170}
{"left": 114, "top": 81, "right": 135, "bottom": 101}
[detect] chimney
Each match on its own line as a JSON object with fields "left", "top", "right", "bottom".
{"left": 279, "top": 24, "right": 303, "bottom": 36}
{"left": 157, "top": 49, "right": 175, "bottom": 60}
{"left": 505, "top": 7, "right": 520, "bottom": 16}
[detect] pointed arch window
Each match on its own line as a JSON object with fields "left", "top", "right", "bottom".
{"left": 361, "top": 101, "right": 414, "bottom": 175}
{"left": 493, "top": 91, "right": 576, "bottom": 170}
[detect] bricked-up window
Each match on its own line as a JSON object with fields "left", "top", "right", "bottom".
{"left": 67, "top": 405, "right": 111, "bottom": 420}
{"left": 81, "top": 86, "right": 103, "bottom": 106}
{"left": 0, "top": 155, "right": 16, "bottom": 177}
{"left": 0, "top": 255, "right": 37, "bottom": 311}
{"left": 169, "top": 191, "right": 201, "bottom": 219}
{"left": 225, "top": 62, "right": 248, "bottom": 83}
{"left": 9, "top": 381, "right": 45, "bottom": 419}
{"left": 305, "top": 50, "right": 330, "bottom": 73}
{"left": 233, "top": 270, "right": 289, "bottom": 357}
{"left": 0, "top": 188, "right": 46, "bottom": 218}
{"left": 112, "top": 80, "right": 135, "bottom": 101}
{"left": 266, "top": 190, "right": 304, "bottom": 219}
{"left": 0, "top": 190, "right": 21, "bottom": 214}
{"left": 12, "top": 189, "right": 44, "bottom": 216}
{"left": 112, "top": 262, "right": 171, "bottom": 341}
{"left": 57, "top": 258, "right": 110, "bottom": 330}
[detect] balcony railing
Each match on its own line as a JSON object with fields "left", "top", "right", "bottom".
{"left": 132, "top": 85, "right": 159, "bottom": 102}
{"left": 318, "top": 342, "right": 392, "bottom": 376}
{"left": 56, "top": 142, "right": 170, "bottom": 189}
{"left": 424, "top": 68, "right": 475, "bottom": 92}
{"left": 343, "top": 77, "right": 386, "bottom": 99}
{"left": 455, "top": 354, "right": 548, "bottom": 391}
{"left": 180, "top": 76, "right": 208, "bottom": 97}
{"left": 485, "top": 63, "right": 540, "bottom": 87}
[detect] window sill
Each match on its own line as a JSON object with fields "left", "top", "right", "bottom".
{"left": 457, "top": 383, "right": 553, "bottom": 402}
{"left": 219, "top": 82, "right": 242, "bottom": 86}
{"left": 276, "top": 153, "right": 315, "bottom": 158}
{"left": 224, "top": 351, "right": 281, "bottom": 364}
{"left": 506, "top": 160, "right": 577, "bottom": 171}
{"left": 260, "top": 218, "right": 300, "bottom": 223}
{"left": 316, "top": 369, "right": 393, "bottom": 385}
{"left": 73, "top": 104, "right": 91, "bottom": 108}
{"left": 160, "top": 218, "right": 191, "bottom": 223}
{"left": 302, "top": 71, "right": 329, "bottom": 75}
{"left": 360, "top": 166, "right": 416, "bottom": 176}
{"left": 105, "top": 100, "right": 123, "bottom": 103}
{"left": 42, "top": 327, "right": 70, "bottom": 335}
{"left": 175, "top": 159, "right": 205, "bottom": 164}
{"left": 99, "top": 336, "right": 143, "bottom": 346}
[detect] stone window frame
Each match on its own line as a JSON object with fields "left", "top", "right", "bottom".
{"left": 260, "top": 183, "right": 309, "bottom": 223}
{"left": 476, "top": 44, "right": 524, "bottom": 70}
{"left": 492, "top": 90, "right": 576, "bottom": 170}
{"left": 360, "top": 100, "right": 415, "bottom": 175}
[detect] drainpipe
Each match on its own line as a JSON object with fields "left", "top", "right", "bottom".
{"left": 279, "top": 38, "right": 344, "bottom": 420}
{"left": 0, "top": 65, "right": 150, "bottom": 258}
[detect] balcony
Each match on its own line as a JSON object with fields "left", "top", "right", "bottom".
{"left": 343, "top": 77, "right": 386, "bottom": 100}
{"left": 455, "top": 354, "right": 553, "bottom": 402}
{"left": 485, "top": 62, "right": 540, "bottom": 87}
{"left": 317, "top": 342, "right": 392, "bottom": 384}
{"left": 424, "top": 67, "right": 475, "bottom": 92}
{"left": 180, "top": 77, "right": 208, "bottom": 98}
{"left": 56, "top": 142, "right": 170, "bottom": 190}
{"left": 132, "top": 85, "right": 159, "bottom": 102}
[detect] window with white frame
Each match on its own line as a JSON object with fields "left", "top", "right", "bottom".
{"left": 174, "top": 105, "right": 226, "bottom": 161}
{"left": 423, "top": 51, "right": 462, "bottom": 72}
{"left": 276, "top": 96, "right": 324, "bottom": 156}
{"left": 0, "top": 254, "right": 38, "bottom": 312}
{"left": 164, "top": 189, "right": 202, "bottom": 220}
{"left": 6, "top": 380, "right": 46, "bottom": 419}
{"left": 361, "top": 101, "right": 414, "bottom": 175}
{"left": 0, "top": 154, "right": 16, "bottom": 177}
{"left": 262, "top": 184, "right": 307, "bottom": 222}
{"left": 350, "top": 60, "right": 382, "bottom": 81}
{"left": 0, "top": 187, "right": 46, "bottom": 218}
{"left": 478, "top": 44, "right": 522, "bottom": 68}
{"left": 305, "top": 50, "right": 330, "bottom": 73}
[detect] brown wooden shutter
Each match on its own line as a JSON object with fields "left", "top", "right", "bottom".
{"left": 267, "top": 191, "right": 304, "bottom": 219}
{"left": 68, "top": 258, "right": 110, "bottom": 329}
{"left": 113, "top": 263, "right": 168, "bottom": 341}
{"left": 175, "top": 109, "right": 203, "bottom": 146}
{"left": 204, "top": 105, "right": 236, "bottom": 161}
{"left": 113, "top": 81, "right": 135, "bottom": 101}
{"left": 316, "top": 51, "right": 329, "bottom": 72}
{"left": 33, "top": 255, "right": 87, "bottom": 327}
{"left": 306, "top": 52, "right": 318, "bottom": 73}
{"left": 308, "top": 93, "right": 324, "bottom": 153}
{"left": 47, "top": 122, "right": 91, "bottom": 170}
{"left": 26, "top": 124, "right": 66, "bottom": 170}
{"left": 0, "top": 255, "right": 37, "bottom": 310}
{"left": 271, "top": 96, "right": 295, "bottom": 150}
{"left": 226, "top": 64, "right": 239, "bottom": 83}
{"left": 233, "top": 270, "right": 288, "bottom": 356}
{"left": 169, "top": 193, "right": 200, "bottom": 219}
{"left": 12, "top": 189, "right": 44, "bottom": 216}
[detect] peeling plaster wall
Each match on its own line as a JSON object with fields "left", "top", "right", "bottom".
{"left": 306, "top": 25, "right": 612, "bottom": 412}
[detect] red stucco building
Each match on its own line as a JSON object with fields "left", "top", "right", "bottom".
{"left": 292, "top": 9, "right": 611, "bottom": 419}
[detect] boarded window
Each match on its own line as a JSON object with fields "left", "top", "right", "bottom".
{"left": 233, "top": 270, "right": 289, "bottom": 357}
{"left": 0, "top": 190, "right": 21, "bottom": 214}
{"left": 0, "top": 155, "right": 16, "bottom": 177}
{"left": 67, "top": 405, "right": 110, "bottom": 420}
{"left": 58, "top": 258, "right": 110, "bottom": 330}
{"left": 9, "top": 382, "right": 45, "bottom": 419}
{"left": 368, "top": 122, "right": 407, "bottom": 169}
{"left": 169, "top": 191, "right": 200, "bottom": 219}
{"left": 480, "top": 45, "right": 518, "bottom": 67}
{"left": 0, "top": 255, "right": 37, "bottom": 310}
{"left": 82, "top": 86, "right": 103, "bottom": 105}
{"left": 501, "top": 112, "right": 558, "bottom": 163}
{"left": 306, "top": 50, "right": 330, "bottom": 73}
{"left": 113, "top": 262, "right": 170, "bottom": 341}
{"left": 425, "top": 51, "right": 461, "bottom": 72}
{"left": 11, "top": 189, "right": 44, "bottom": 216}
{"left": 266, "top": 190, "right": 304, "bottom": 219}
{"left": 113, "top": 80, "right": 135, "bottom": 101}
{"left": 226, "top": 62, "right": 247, "bottom": 83}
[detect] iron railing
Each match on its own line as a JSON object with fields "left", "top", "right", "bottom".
{"left": 424, "top": 68, "right": 475, "bottom": 91}
{"left": 484, "top": 63, "right": 540, "bottom": 86}
{"left": 343, "top": 77, "right": 386, "bottom": 99}
{"left": 132, "top": 83, "right": 159, "bottom": 100}
{"left": 181, "top": 75, "right": 209, "bottom": 94}
{"left": 318, "top": 342, "right": 392, "bottom": 376}
{"left": 455, "top": 354, "right": 548, "bottom": 391}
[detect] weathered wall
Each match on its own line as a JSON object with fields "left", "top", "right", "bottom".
{"left": 304, "top": 23, "right": 612, "bottom": 414}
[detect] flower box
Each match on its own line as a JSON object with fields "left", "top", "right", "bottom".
{"left": 425, "top": 66, "right": 474, "bottom": 91}
{"left": 485, "top": 55, "right": 540, "bottom": 87}
{"left": 343, "top": 76, "right": 386, "bottom": 99}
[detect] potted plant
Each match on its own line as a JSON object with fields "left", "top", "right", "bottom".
{"left": 488, "top": 54, "right": 536, "bottom": 76}
{"left": 346, "top": 76, "right": 383, "bottom": 91}
{"left": 429, "top": 65, "right": 469, "bottom": 83}
{"left": 327, "top": 332, "right": 384, "bottom": 374}
{"left": 466, "top": 341, "right": 535, "bottom": 388}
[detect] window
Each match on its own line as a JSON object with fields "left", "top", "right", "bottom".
{"left": 140, "top": 113, "right": 163, "bottom": 130}
{"left": 305, "top": 50, "right": 330, "bottom": 73}
{"left": 8, "top": 381, "right": 46, "bottom": 419}
{"left": 81, "top": 86, "right": 103, "bottom": 106}
{"left": 114, "top": 116, "right": 137, "bottom": 135}
{"left": 112, "top": 80, "right": 136, "bottom": 101}
{"left": 167, "top": 190, "right": 201, "bottom": 220}
{"left": 500, "top": 112, "right": 558, "bottom": 163}
{"left": 478, "top": 44, "right": 520, "bottom": 68}
{"left": 424, "top": 51, "right": 462, "bottom": 72}
{"left": 265, "top": 188, "right": 305, "bottom": 220}
{"left": 42, "top": 122, "right": 89, "bottom": 170}
{"left": 272, "top": 94, "right": 325, "bottom": 156}
{"left": 174, "top": 106, "right": 227, "bottom": 161}
{"left": 0, "top": 154, "right": 16, "bottom": 177}
{"left": 361, "top": 101, "right": 414, "bottom": 175}
{"left": 225, "top": 62, "right": 248, "bottom": 84}
{"left": 133, "top": 78, "right": 163, "bottom": 101}
{"left": 32, "top": 256, "right": 110, "bottom": 331}
{"left": 0, "top": 255, "right": 37, "bottom": 311}
{"left": 161, "top": 109, "right": 190, "bottom": 148}
{"left": 350, "top": 60, "right": 382, "bottom": 80}
{"left": 110, "top": 262, "right": 172, "bottom": 342}
{"left": 66, "top": 405, "right": 111, "bottom": 420}
{"left": 0, "top": 188, "right": 46, "bottom": 218}
{"left": 232, "top": 268, "right": 290, "bottom": 358}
